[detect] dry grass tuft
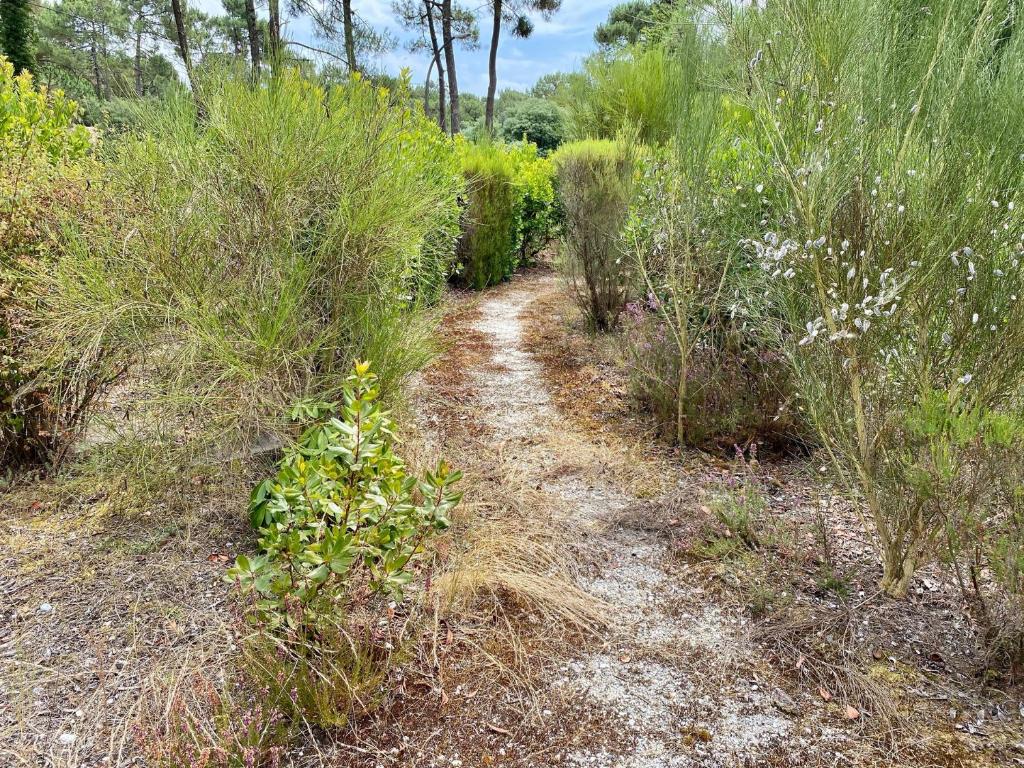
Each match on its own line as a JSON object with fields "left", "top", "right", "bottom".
{"left": 755, "top": 599, "right": 905, "bottom": 744}
{"left": 436, "top": 472, "right": 607, "bottom": 635}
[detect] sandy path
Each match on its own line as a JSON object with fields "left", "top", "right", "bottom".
{"left": 464, "top": 272, "right": 824, "bottom": 767}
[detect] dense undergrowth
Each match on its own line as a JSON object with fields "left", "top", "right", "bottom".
{"left": 1, "top": 57, "right": 96, "bottom": 468}
{"left": 0, "top": 52, "right": 563, "bottom": 761}
{"left": 554, "top": 0, "right": 1024, "bottom": 671}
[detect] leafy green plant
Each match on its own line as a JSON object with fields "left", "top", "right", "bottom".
{"left": 622, "top": 81, "right": 795, "bottom": 448}
{"left": 507, "top": 139, "right": 558, "bottom": 265}
{"left": 553, "top": 138, "right": 634, "bottom": 330}
{"left": 228, "top": 362, "right": 463, "bottom": 635}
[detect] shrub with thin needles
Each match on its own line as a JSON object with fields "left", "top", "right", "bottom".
{"left": 553, "top": 138, "right": 635, "bottom": 331}
{"left": 28, "top": 67, "right": 464, "bottom": 473}
{"left": 735, "top": 0, "right": 1024, "bottom": 596}
{"left": 618, "top": 16, "right": 795, "bottom": 449}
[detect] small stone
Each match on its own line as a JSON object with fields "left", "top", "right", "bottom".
{"left": 38, "top": 603, "right": 53, "bottom": 615}
{"left": 772, "top": 688, "right": 801, "bottom": 716}
{"left": 58, "top": 732, "right": 76, "bottom": 745}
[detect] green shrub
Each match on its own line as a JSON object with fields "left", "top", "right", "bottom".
{"left": 229, "top": 362, "right": 463, "bottom": 635}
{"left": 453, "top": 138, "right": 558, "bottom": 289}
{"left": 553, "top": 139, "right": 634, "bottom": 330}
{"left": 0, "top": 56, "right": 95, "bottom": 467}
{"left": 500, "top": 97, "right": 566, "bottom": 154}
{"left": 508, "top": 140, "right": 558, "bottom": 265}
{"left": 454, "top": 140, "right": 525, "bottom": 289}
{"left": 564, "top": 45, "right": 690, "bottom": 146}
{"left": 29, "top": 67, "right": 463, "bottom": 470}
{"left": 621, "top": 72, "right": 799, "bottom": 449}
{"left": 739, "top": 0, "right": 1024, "bottom": 596}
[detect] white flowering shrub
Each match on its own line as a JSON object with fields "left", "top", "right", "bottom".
{"left": 624, "top": 118, "right": 797, "bottom": 449}
{"left": 737, "top": 0, "right": 1024, "bottom": 596}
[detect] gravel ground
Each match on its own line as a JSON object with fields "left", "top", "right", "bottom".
{"left": 465, "top": 273, "right": 822, "bottom": 767}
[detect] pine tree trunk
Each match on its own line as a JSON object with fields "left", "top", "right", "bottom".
{"left": 169, "top": 0, "right": 197, "bottom": 91}
{"left": 134, "top": 26, "right": 144, "bottom": 96}
{"left": 485, "top": 0, "right": 502, "bottom": 134}
{"left": 244, "top": 0, "right": 260, "bottom": 78}
{"left": 424, "top": 0, "right": 446, "bottom": 133}
{"left": 441, "top": 0, "right": 460, "bottom": 134}
{"left": 342, "top": 0, "right": 357, "bottom": 73}
{"left": 89, "top": 37, "right": 102, "bottom": 99}
{"left": 267, "top": 0, "right": 282, "bottom": 73}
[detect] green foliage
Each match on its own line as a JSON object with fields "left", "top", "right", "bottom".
{"left": 740, "top": 0, "right": 1024, "bottom": 597}
{"left": 565, "top": 44, "right": 690, "bottom": 146}
{"left": 454, "top": 138, "right": 556, "bottom": 288}
{"left": 0, "top": 57, "right": 90, "bottom": 224}
{"left": 683, "top": 466, "right": 770, "bottom": 560}
{"left": 553, "top": 139, "right": 634, "bottom": 330}
{"left": 0, "top": 0, "right": 34, "bottom": 75}
{"left": 30, "top": 67, "right": 464, "bottom": 471}
{"left": 620, "top": 61, "right": 797, "bottom": 448}
{"left": 228, "top": 362, "right": 462, "bottom": 635}
{"left": 594, "top": 1, "right": 667, "bottom": 50}
{"left": 1, "top": 56, "right": 93, "bottom": 465}
{"left": 507, "top": 140, "right": 558, "bottom": 263}
{"left": 455, "top": 139, "right": 524, "bottom": 289}
{"left": 500, "top": 96, "right": 566, "bottom": 153}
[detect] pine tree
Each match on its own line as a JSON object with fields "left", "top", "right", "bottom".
{"left": 0, "top": 0, "right": 35, "bottom": 75}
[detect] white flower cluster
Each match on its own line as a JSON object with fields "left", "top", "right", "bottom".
{"left": 747, "top": 232, "right": 902, "bottom": 346}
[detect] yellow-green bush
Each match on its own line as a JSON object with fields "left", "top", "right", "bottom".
{"left": 29, "top": 67, "right": 464, "bottom": 472}
{"left": 454, "top": 139, "right": 557, "bottom": 289}
{"left": 508, "top": 140, "right": 558, "bottom": 265}
{"left": 455, "top": 140, "right": 524, "bottom": 289}
{"left": 0, "top": 56, "right": 96, "bottom": 466}
{"left": 565, "top": 45, "right": 691, "bottom": 146}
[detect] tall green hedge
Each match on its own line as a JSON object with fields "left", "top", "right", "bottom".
{"left": 454, "top": 139, "right": 557, "bottom": 290}
{"left": 456, "top": 142, "right": 523, "bottom": 289}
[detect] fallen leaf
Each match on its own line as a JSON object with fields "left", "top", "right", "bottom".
{"left": 618, "top": 654, "right": 632, "bottom": 663}
{"left": 844, "top": 705, "right": 861, "bottom": 720}
{"left": 818, "top": 686, "right": 832, "bottom": 702}
{"left": 207, "top": 552, "right": 230, "bottom": 563}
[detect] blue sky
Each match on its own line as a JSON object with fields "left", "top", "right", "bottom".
{"left": 196, "top": 0, "right": 618, "bottom": 95}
